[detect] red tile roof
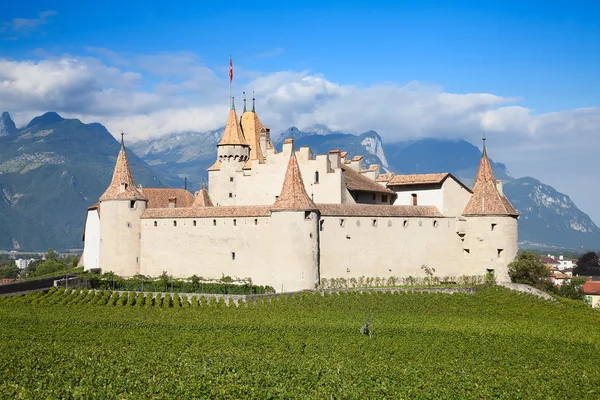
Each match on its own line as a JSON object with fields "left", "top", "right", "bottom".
{"left": 271, "top": 151, "right": 318, "bottom": 211}
{"left": 341, "top": 165, "right": 396, "bottom": 195}
{"left": 142, "top": 206, "right": 271, "bottom": 219}
{"left": 218, "top": 109, "right": 248, "bottom": 146}
{"left": 463, "top": 145, "right": 518, "bottom": 216}
{"left": 99, "top": 141, "right": 147, "bottom": 202}
{"left": 192, "top": 188, "right": 213, "bottom": 207}
{"left": 318, "top": 204, "right": 442, "bottom": 217}
{"left": 388, "top": 173, "right": 449, "bottom": 186}
{"left": 140, "top": 188, "right": 195, "bottom": 209}
{"left": 583, "top": 281, "right": 600, "bottom": 295}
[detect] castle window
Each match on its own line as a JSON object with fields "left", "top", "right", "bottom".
{"left": 304, "top": 211, "right": 311, "bottom": 220}
{"left": 387, "top": 220, "right": 392, "bottom": 227}
{"left": 314, "top": 171, "right": 319, "bottom": 184}
{"left": 340, "top": 218, "right": 345, "bottom": 227}
{"left": 173, "top": 221, "right": 177, "bottom": 227}
{"left": 254, "top": 219, "right": 258, "bottom": 225}
{"left": 126, "top": 222, "right": 132, "bottom": 228}
{"left": 231, "top": 252, "right": 236, "bottom": 260}
{"left": 233, "top": 219, "right": 237, "bottom": 226}
{"left": 153, "top": 221, "right": 157, "bottom": 227}
{"left": 463, "top": 248, "right": 470, "bottom": 254}
{"left": 193, "top": 220, "right": 197, "bottom": 227}
{"left": 213, "top": 219, "right": 217, "bottom": 226}
{"left": 381, "top": 195, "right": 388, "bottom": 203}
{"left": 418, "top": 220, "right": 423, "bottom": 227}
{"left": 433, "top": 220, "right": 439, "bottom": 228}
{"left": 372, "top": 193, "right": 376, "bottom": 201}
{"left": 229, "top": 192, "right": 233, "bottom": 198}
{"left": 403, "top": 220, "right": 408, "bottom": 228}
{"left": 412, "top": 193, "right": 418, "bottom": 206}
{"left": 319, "top": 220, "right": 325, "bottom": 231}
{"left": 356, "top": 220, "right": 361, "bottom": 227}
{"left": 130, "top": 200, "right": 136, "bottom": 209}
{"left": 491, "top": 223, "right": 497, "bottom": 231}
{"left": 372, "top": 219, "right": 377, "bottom": 227}
{"left": 230, "top": 177, "right": 234, "bottom": 182}
{"left": 497, "top": 249, "right": 503, "bottom": 258}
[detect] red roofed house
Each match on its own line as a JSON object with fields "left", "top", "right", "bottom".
{"left": 583, "top": 280, "right": 600, "bottom": 308}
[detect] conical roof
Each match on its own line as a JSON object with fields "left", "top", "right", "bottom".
{"left": 240, "top": 110, "right": 265, "bottom": 163}
{"left": 271, "top": 150, "right": 318, "bottom": 211}
{"left": 463, "top": 140, "right": 517, "bottom": 216}
{"left": 192, "top": 188, "right": 213, "bottom": 207}
{"left": 218, "top": 106, "right": 248, "bottom": 147}
{"left": 99, "top": 136, "right": 147, "bottom": 201}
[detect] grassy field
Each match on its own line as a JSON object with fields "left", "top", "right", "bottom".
{"left": 1, "top": 287, "right": 599, "bottom": 399}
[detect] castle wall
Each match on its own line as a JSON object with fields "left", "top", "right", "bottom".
{"left": 462, "top": 216, "right": 518, "bottom": 281}
{"left": 442, "top": 178, "right": 473, "bottom": 216}
{"left": 81, "top": 209, "right": 100, "bottom": 270}
{"left": 319, "top": 215, "right": 514, "bottom": 281}
{"left": 139, "top": 212, "right": 319, "bottom": 292}
{"left": 211, "top": 145, "right": 344, "bottom": 206}
{"left": 99, "top": 200, "right": 145, "bottom": 277}
{"left": 392, "top": 186, "right": 444, "bottom": 210}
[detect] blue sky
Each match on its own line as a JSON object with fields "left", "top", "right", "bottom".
{"left": 3, "top": 1, "right": 599, "bottom": 112}
{"left": 1, "top": 1, "right": 600, "bottom": 223}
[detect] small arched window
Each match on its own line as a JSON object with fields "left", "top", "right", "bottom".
{"left": 173, "top": 221, "right": 177, "bottom": 227}
{"left": 153, "top": 221, "right": 157, "bottom": 227}
{"left": 193, "top": 220, "right": 197, "bottom": 227}
{"left": 314, "top": 171, "right": 320, "bottom": 184}
{"left": 411, "top": 193, "right": 418, "bottom": 206}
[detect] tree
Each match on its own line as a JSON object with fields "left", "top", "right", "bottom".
{"left": 0, "top": 264, "right": 19, "bottom": 279}
{"left": 35, "top": 259, "right": 64, "bottom": 276}
{"left": 508, "top": 251, "right": 552, "bottom": 290}
{"left": 574, "top": 252, "right": 600, "bottom": 276}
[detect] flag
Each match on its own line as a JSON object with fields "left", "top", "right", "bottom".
{"left": 229, "top": 56, "right": 233, "bottom": 82}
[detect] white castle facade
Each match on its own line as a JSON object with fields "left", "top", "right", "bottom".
{"left": 81, "top": 96, "right": 519, "bottom": 292}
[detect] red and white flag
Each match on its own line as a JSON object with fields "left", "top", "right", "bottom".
{"left": 229, "top": 56, "right": 233, "bottom": 82}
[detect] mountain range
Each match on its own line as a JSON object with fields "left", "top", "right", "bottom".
{"left": 1, "top": 111, "right": 599, "bottom": 252}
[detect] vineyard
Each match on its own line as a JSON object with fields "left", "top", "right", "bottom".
{"left": 1, "top": 287, "right": 600, "bottom": 398}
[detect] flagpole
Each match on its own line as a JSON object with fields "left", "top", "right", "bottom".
{"left": 229, "top": 55, "right": 232, "bottom": 106}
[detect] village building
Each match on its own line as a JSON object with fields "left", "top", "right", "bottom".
{"left": 80, "top": 96, "right": 519, "bottom": 292}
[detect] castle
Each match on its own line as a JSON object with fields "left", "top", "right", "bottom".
{"left": 81, "top": 95, "right": 519, "bottom": 292}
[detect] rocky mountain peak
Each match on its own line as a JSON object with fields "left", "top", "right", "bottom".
{"left": 26, "top": 112, "right": 65, "bottom": 129}
{"left": 0, "top": 112, "right": 17, "bottom": 136}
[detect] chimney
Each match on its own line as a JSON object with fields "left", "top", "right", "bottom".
{"left": 260, "top": 127, "right": 268, "bottom": 156}
{"left": 168, "top": 197, "right": 177, "bottom": 208}
{"left": 496, "top": 179, "right": 503, "bottom": 195}
{"left": 559, "top": 255, "right": 564, "bottom": 261}
{"left": 282, "top": 138, "right": 294, "bottom": 154}
{"left": 328, "top": 150, "right": 341, "bottom": 169}
{"left": 349, "top": 156, "right": 363, "bottom": 172}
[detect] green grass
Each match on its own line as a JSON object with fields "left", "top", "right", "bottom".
{"left": 1, "top": 287, "right": 599, "bottom": 399}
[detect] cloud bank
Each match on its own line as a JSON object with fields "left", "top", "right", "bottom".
{"left": 1, "top": 49, "right": 599, "bottom": 221}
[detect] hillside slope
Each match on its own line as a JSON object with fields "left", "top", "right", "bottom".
{"left": 0, "top": 112, "right": 166, "bottom": 251}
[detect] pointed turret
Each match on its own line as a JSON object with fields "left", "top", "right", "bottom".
{"left": 99, "top": 133, "right": 147, "bottom": 201}
{"left": 218, "top": 98, "right": 248, "bottom": 147}
{"left": 463, "top": 137, "right": 517, "bottom": 216}
{"left": 240, "top": 92, "right": 265, "bottom": 163}
{"left": 192, "top": 188, "right": 214, "bottom": 207}
{"left": 271, "top": 149, "right": 318, "bottom": 211}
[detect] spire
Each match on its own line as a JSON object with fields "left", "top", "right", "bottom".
{"left": 482, "top": 134, "right": 487, "bottom": 158}
{"left": 463, "top": 138, "right": 517, "bottom": 216}
{"left": 271, "top": 149, "right": 318, "bottom": 211}
{"left": 252, "top": 91, "right": 256, "bottom": 113}
{"left": 99, "top": 134, "right": 147, "bottom": 201}
{"left": 243, "top": 92, "right": 247, "bottom": 113}
{"left": 218, "top": 106, "right": 248, "bottom": 146}
{"left": 240, "top": 97, "right": 265, "bottom": 162}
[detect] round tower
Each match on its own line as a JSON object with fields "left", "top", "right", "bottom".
{"left": 98, "top": 134, "right": 147, "bottom": 276}
{"left": 210, "top": 97, "right": 250, "bottom": 205}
